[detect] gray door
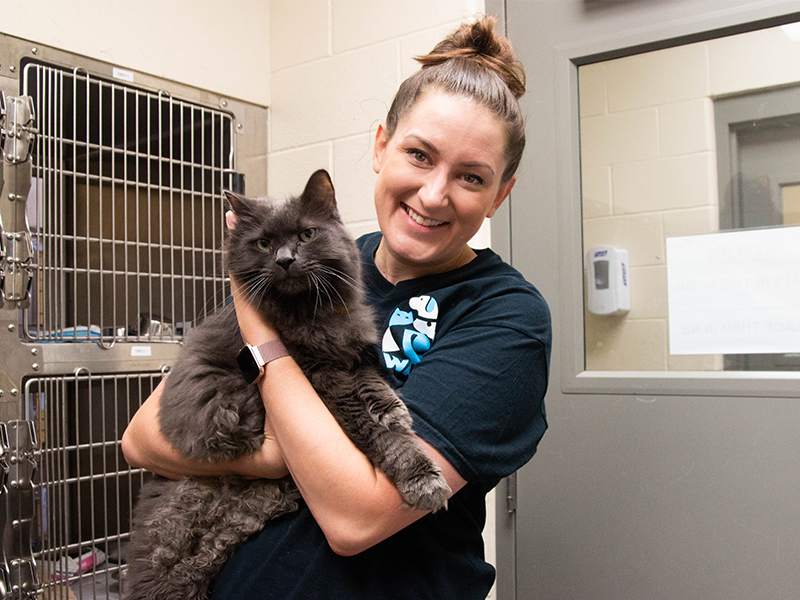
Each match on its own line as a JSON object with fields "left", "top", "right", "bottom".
{"left": 496, "top": 1, "right": 800, "bottom": 598}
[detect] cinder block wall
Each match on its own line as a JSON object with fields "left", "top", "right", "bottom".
{"left": 267, "top": 0, "right": 487, "bottom": 240}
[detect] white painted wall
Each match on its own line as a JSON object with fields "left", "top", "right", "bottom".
{"left": 1, "top": 0, "right": 270, "bottom": 106}
{"left": 267, "top": 0, "right": 491, "bottom": 246}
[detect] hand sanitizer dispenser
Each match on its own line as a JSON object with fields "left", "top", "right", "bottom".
{"left": 587, "top": 246, "right": 630, "bottom": 316}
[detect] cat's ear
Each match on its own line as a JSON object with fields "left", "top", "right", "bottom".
{"left": 224, "top": 190, "right": 252, "bottom": 217}
{"left": 301, "top": 169, "right": 337, "bottom": 213}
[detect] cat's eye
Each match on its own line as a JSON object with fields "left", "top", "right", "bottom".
{"left": 256, "top": 238, "right": 270, "bottom": 251}
{"left": 299, "top": 228, "right": 317, "bottom": 243}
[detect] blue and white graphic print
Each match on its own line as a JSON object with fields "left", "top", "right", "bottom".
{"left": 381, "top": 295, "right": 439, "bottom": 379}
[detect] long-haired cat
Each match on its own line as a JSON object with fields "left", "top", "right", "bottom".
{"left": 123, "top": 170, "right": 450, "bottom": 600}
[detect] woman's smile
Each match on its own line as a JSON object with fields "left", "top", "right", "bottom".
{"left": 404, "top": 204, "right": 447, "bottom": 228}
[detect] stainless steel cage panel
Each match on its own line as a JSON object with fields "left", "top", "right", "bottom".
{"left": 20, "top": 60, "right": 236, "bottom": 346}
{"left": 0, "top": 31, "right": 264, "bottom": 600}
{"left": 24, "top": 372, "right": 162, "bottom": 600}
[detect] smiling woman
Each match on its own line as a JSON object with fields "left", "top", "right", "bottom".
{"left": 372, "top": 91, "right": 517, "bottom": 284}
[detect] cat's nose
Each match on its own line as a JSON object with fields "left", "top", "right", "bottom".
{"left": 276, "top": 256, "right": 295, "bottom": 270}
{"left": 275, "top": 246, "right": 295, "bottom": 270}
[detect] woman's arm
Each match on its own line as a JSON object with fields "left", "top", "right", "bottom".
{"left": 121, "top": 379, "right": 290, "bottom": 481}
{"left": 231, "top": 281, "right": 466, "bottom": 557}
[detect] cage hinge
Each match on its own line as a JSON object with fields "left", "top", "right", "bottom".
{"left": 0, "top": 93, "right": 36, "bottom": 310}
{"left": 506, "top": 471, "right": 517, "bottom": 514}
{"left": 1, "top": 420, "right": 40, "bottom": 598}
{"left": 1, "top": 94, "right": 37, "bottom": 165}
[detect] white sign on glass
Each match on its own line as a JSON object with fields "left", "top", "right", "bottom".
{"left": 667, "top": 227, "right": 800, "bottom": 355}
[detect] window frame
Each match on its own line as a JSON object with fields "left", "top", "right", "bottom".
{"left": 553, "top": 9, "right": 800, "bottom": 398}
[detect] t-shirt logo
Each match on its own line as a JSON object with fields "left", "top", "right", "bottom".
{"left": 381, "top": 295, "right": 439, "bottom": 378}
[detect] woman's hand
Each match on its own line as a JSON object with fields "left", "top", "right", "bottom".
{"left": 228, "top": 414, "right": 289, "bottom": 480}
{"left": 121, "top": 379, "right": 290, "bottom": 480}
{"left": 230, "top": 276, "right": 280, "bottom": 346}
{"left": 226, "top": 210, "right": 280, "bottom": 346}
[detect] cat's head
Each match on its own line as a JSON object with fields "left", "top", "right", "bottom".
{"left": 224, "top": 170, "right": 362, "bottom": 313}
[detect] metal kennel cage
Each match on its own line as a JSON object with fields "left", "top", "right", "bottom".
{"left": 0, "top": 33, "right": 263, "bottom": 599}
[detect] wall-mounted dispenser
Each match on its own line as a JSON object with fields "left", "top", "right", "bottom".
{"left": 587, "top": 245, "right": 630, "bottom": 316}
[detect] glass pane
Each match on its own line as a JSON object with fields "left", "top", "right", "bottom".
{"left": 579, "top": 20, "right": 800, "bottom": 372}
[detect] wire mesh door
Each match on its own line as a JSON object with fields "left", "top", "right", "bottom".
{"left": 24, "top": 373, "right": 162, "bottom": 600}
{"left": 5, "top": 56, "right": 242, "bottom": 600}
{"left": 21, "top": 58, "right": 235, "bottom": 345}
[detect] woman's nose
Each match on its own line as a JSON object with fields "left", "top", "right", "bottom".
{"left": 418, "top": 169, "right": 449, "bottom": 208}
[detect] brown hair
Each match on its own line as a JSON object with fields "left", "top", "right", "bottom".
{"left": 385, "top": 16, "right": 526, "bottom": 182}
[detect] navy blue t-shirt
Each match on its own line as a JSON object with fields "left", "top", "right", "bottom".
{"left": 210, "top": 232, "right": 551, "bottom": 599}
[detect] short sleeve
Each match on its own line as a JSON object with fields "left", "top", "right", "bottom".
{"left": 398, "top": 318, "right": 549, "bottom": 483}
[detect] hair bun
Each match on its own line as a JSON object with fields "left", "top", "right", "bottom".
{"left": 415, "top": 16, "right": 526, "bottom": 99}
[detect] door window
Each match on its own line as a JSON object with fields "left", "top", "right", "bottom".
{"left": 579, "top": 22, "right": 800, "bottom": 372}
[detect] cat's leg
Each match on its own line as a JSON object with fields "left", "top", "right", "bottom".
{"left": 165, "top": 478, "right": 302, "bottom": 600}
{"left": 123, "top": 478, "right": 204, "bottom": 600}
{"left": 123, "top": 478, "right": 232, "bottom": 600}
{"left": 159, "top": 370, "right": 266, "bottom": 462}
{"left": 332, "top": 368, "right": 451, "bottom": 513}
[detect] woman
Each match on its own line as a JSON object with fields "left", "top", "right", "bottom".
{"left": 122, "top": 16, "right": 550, "bottom": 599}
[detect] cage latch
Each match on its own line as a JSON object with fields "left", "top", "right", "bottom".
{"left": 0, "top": 93, "right": 36, "bottom": 310}
{"left": 1, "top": 420, "right": 39, "bottom": 598}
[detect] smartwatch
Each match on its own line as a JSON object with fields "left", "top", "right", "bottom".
{"left": 237, "top": 339, "right": 290, "bottom": 384}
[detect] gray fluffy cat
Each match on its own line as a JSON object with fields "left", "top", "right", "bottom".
{"left": 123, "top": 170, "right": 450, "bottom": 600}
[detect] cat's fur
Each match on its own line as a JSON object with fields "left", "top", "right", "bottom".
{"left": 123, "top": 170, "right": 450, "bottom": 600}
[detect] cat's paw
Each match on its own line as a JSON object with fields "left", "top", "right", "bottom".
{"left": 397, "top": 463, "right": 451, "bottom": 513}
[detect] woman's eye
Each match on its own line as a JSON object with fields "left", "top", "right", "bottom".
{"left": 299, "top": 228, "right": 317, "bottom": 243}
{"left": 463, "top": 173, "right": 485, "bottom": 186}
{"left": 256, "top": 238, "right": 270, "bottom": 251}
{"left": 408, "top": 149, "right": 428, "bottom": 163}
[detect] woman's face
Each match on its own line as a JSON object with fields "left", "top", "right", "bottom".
{"left": 372, "top": 90, "right": 516, "bottom": 283}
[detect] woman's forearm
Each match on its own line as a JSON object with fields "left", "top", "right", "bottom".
{"left": 121, "top": 379, "right": 289, "bottom": 480}
{"left": 256, "top": 356, "right": 464, "bottom": 556}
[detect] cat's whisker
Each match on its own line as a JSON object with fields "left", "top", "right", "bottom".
{"left": 316, "top": 272, "right": 351, "bottom": 317}
{"left": 318, "top": 266, "right": 360, "bottom": 292}
{"left": 241, "top": 273, "right": 272, "bottom": 307}
{"left": 306, "top": 272, "right": 322, "bottom": 324}
{"left": 312, "top": 272, "right": 337, "bottom": 313}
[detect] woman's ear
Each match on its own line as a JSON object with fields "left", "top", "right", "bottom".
{"left": 486, "top": 176, "right": 517, "bottom": 219}
{"left": 373, "top": 123, "right": 389, "bottom": 174}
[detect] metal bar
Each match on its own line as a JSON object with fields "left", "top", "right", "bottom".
{"left": 158, "top": 91, "right": 165, "bottom": 342}
{"left": 111, "top": 83, "right": 118, "bottom": 346}
{"left": 212, "top": 112, "right": 219, "bottom": 312}
{"left": 72, "top": 68, "right": 81, "bottom": 348}
{"left": 181, "top": 102, "right": 187, "bottom": 334}
{"left": 84, "top": 74, "right": 91, "bottom": 344}
{"left": 58, "top": 68, "right": 67, "bottom": 347}
{"left": 29, "top": 164, "right": 225, "bottom": 192}
{"left": 98, "top": 78, "right": 106, "bottom": 346}
{"left": 169, "top": 95, "right": 176, "bottom": 342}
{"left": 147, "top": 91, "right": 153, "bottom": 342}
{"left": 32, "top": 136, "right": 231, "bottom": 173}
{"left": 191, "top": 107, "right": 198, "bottom": 323}
{"left": 201, "top": 106, "right": 207, "bottom": 318}
{"left": 123, "top": 84, "right": 130, "bottom": 344}
{"left": 135, "top": 88, "right": 142, "bottom": 344}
